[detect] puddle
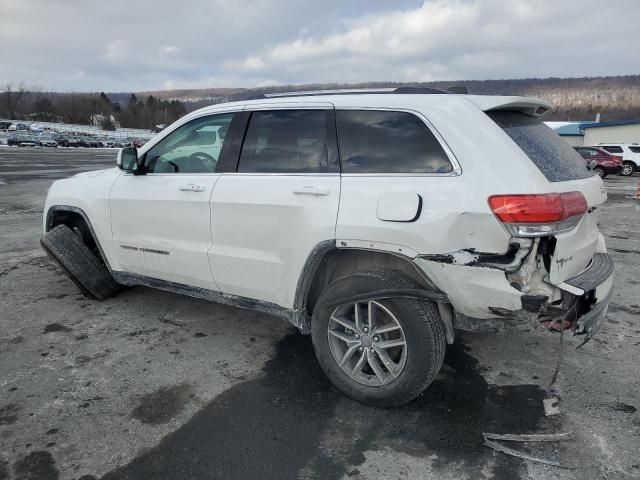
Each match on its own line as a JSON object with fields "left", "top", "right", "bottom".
{"left": 12, "top": 451, "right": 59, "bottom": 480}
{"left": 130, "top": 383, "right": 195, "bottom": 425}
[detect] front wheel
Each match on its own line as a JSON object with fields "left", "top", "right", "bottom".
{"left": 41, "top": 225, "right": 120, "bottom": 300}
{"left": 621, "top": 162, "right": 635, "bottom": 176}
{"left": 594, "top": 166, "right": 606, "bottom": 178}
{"left": 311, "top": 270, "right": 446, "bottom": 407}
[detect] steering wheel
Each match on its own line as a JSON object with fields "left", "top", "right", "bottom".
{"left": 188, "top": 152, "right": 216, "bottom": 172}
{"left": 189, "top": 151, "right": 215, "bottom": 162}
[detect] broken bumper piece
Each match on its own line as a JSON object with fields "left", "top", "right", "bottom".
{"left": 561, "top": 253, "right": 613, "bottom": 348}
{"left": 550, "top": 253, "right": 614, "bottom": 345}
{"left": 574, "top": 286, "right": 612, "bottom": 345}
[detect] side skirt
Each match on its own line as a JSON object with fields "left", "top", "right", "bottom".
{"left": 112, "top": 271, "right": 310, "bottom": 333}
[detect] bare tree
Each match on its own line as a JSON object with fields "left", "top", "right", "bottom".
{"left": 0, "top": 82, "right": 27, "bottom": 120}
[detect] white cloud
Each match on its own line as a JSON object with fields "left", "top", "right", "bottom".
{"left": 104, "top": 39, "right": 129, "bottom": 62}
{"left": 0, "top": 0, "right": 638, "bottom": 91}
{"left": 158, "top": 46, "right": 180, "bottom": 59}
{"left": 225, "top": 0, "right": 640, "bottom": 84}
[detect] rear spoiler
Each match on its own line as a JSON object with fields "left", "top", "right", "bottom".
{"left": 464, "top": 95, "right": 554, "bottom": 118}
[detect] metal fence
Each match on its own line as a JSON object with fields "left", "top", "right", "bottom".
{"left": 0, "top": 119, "right": 156, "bottom": 141}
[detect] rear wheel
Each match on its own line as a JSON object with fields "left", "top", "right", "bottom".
{"left": 621, "top": 161, "right": 635, "bottom": 176}
{"left": 593, "top": 166, "right": 606, "bottom": 178}
{"left": 311, "top": 270, "right": 446, "bottom": 407}
{"left": 40, "top": 225, "right": 120, "bottom": 300}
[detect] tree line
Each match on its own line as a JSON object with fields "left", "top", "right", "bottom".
{"left": 175, "top": 75, "right": 640, "bottom": 122}
{"left": 0, "top": 82, "right": 186, "bottom": 130}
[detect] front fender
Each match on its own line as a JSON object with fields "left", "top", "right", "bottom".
{"left": 44, "top": 168, "right": 123, "bottom": 271}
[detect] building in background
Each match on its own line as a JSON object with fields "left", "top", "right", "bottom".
{"left": 546, "top": 121, "right": 589, "bottom": 146}
{"left": 580, "top": 120, "right": 640, "bottom": 145}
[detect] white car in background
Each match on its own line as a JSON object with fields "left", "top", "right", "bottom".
{"left": 596, "top": 143, "right": 640, "bottom": 176}
{"left": 40, "top": 89, "right": 613, "bottom": 406}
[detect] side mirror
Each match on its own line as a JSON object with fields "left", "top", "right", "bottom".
{"left": 117, "top": 146, "right": 144, "bottom": 174}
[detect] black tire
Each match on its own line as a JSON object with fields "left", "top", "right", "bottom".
{"left": 311, "top": 270, "right": 446, "bottom": 407}
{"left": 621, "top": 161, "right": 635, "bottom": 176}
{"left": 593, "top": 166, "right": 606, "bottom": 178}
{"left": 40, "top": 224, "right": 120, "bottom": 300}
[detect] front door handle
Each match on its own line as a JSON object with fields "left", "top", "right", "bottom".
{"left": 178, "top": 184, "right": 206, "bottom": 192}
{"left": 293, "top": 186, "right": 330, "bottom": 196}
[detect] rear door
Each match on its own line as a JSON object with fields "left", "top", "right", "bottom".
{"left": 209, "top": 103, "right": 340, "bottom": 308}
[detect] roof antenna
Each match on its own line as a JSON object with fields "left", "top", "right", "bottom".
{"left": 447, "top": 86, "right": 468, "bottom": 94}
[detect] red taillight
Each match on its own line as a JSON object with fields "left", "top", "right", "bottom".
{"left": 488, "top": 192, "right": 588, "bottom": 224}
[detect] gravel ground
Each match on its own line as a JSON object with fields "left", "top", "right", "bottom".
{"left": 1, "top": 147, "right": 639, "bottom": 480}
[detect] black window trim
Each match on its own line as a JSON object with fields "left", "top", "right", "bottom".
{"left": 334, "top": 106, "right": 462, "bottom": 177}
{"left": 225, "top": 106, "right": 341, "bottom": 175}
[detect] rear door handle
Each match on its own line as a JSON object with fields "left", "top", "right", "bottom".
{"left": 178, "top": 184, "right": 206, "bottom": 192}
{"left": 293, "top": 186, "right": 329, "bottom": 196}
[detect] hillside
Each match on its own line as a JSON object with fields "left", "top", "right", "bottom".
{"left": 133, "top": 75, "right": 640, "bottom": 122}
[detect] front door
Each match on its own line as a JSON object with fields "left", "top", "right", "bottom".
{"left": 109, "top": 111, "right": 236, "bottom": 289}
{"left": 209, "top": 104, "right": 341, "bottom": 308}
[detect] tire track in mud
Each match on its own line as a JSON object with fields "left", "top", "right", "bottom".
{"left": 98, "top": 333, "right": 556, "bottom": 480}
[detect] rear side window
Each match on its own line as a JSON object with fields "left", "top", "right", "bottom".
{"left": 601, "top": 145, "right": 623, "bottom": 154}
{"left": 629, "top": 146, "right": 640, "bottom": 153}
{"left": 488, "top": 111, "right": 591, "bottom": 182}
{"left": 238, "top": 110, "right": 333, "bottom": 173}
{"left": 336, "top": 110, "right": 453, "bottom": 174}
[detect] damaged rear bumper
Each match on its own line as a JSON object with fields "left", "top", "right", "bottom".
{"left": 563, "top": 256, "right": 613, "bottom": 343}
{"left": 414, "top": 251, "right": 614, "bottom": 344}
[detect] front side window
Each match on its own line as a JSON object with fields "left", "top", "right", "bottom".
{"left": 144, "top": 113, "right": 234, "bottom": 173}
{"left": 629, "top": 146, "right": 640, "bottom": 153}
{"left": 238, "top": 110, "right": 331, "bottom": 173}
{"left": 336, "top": 110, "right": 453, "bottom": 174}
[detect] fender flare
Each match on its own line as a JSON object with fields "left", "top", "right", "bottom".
{"left": 45, "top": 205, "right": 115, "bottom": 273}
{"left": 292, "top": 241, "right": 454, "bottom": 340}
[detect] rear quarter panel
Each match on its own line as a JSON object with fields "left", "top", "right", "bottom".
{"left": 336, "top": 96, "right": 558, "bottom": 257}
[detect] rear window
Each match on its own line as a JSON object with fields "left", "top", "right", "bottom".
{"left": 336, "top": 110, "right": 453, "bottom": 174}
{"left": 488, "top": 111, "right": 592, "bottom": 182}
{"left": 629, "top": 146, "right": 640, "bottom": 153}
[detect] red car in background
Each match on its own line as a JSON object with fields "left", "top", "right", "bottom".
{"left": 574, "top": 146, "right": 623, "bottom": 178}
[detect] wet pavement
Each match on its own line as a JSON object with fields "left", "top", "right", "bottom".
{"left": 1, "top": 148, "right": 639, "bottom": 479}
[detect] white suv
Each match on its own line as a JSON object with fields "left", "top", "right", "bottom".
{"left": 41, "top": 89, "right": 614, "bottom": 406}
{"left": 597, "top": 143, "right": 640, "bottom": 176}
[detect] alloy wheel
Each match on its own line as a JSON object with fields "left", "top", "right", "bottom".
{"left": 327, "top": 300, "right": 407, "bottom": 386}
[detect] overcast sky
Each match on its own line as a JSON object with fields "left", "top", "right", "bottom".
{"left": 1, "top": 0, "right": 639, "bottom": 92}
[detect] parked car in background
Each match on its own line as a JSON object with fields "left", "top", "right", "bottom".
{"left": 7, "top": 134, "right": 39, "bottom": 147}
{"left": 56, "top": 136, "right": 83, "bottom": 148}
{"left": 124, "top": 137, "right": 147, "bottom": 148}
{"left": 38, "top": 136, "right": 59, "bottom": 147}
{"left": 574, "top": 146, "right": 622, "bottom": 178}
{"left": 79, "top": 137, "right": 101, "bottom": 148}
{"left": 103, "top": 139, "right": 126, "bottom": 148}
{"left": 596, "top": 144, "right": 640, "bottom": 176}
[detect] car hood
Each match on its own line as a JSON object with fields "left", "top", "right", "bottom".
{"left": 73, "top": 169, "right": 108, "bottom": 178}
